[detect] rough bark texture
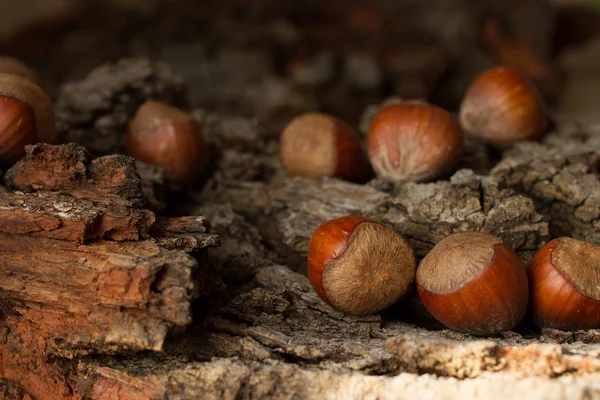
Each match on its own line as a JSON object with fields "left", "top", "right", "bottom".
{"left": 263, "top": 171, "right": 548, "bottom": 262}
{"left": 0, "top": 144, "right": 220, "bottom": 398}
{"left": 58, "top": 263, "right": 600, "bottom": 399}
{"left": 3, "top": 1, "right": 600, "bottom": 399}
{"left": 492, "top": 122, "right": 600, "bottom": 243}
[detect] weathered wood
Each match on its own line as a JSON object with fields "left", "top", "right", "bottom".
{"left": 199, "top": 170, "right": 549, "bottom": 263}
{"left": 5, "top": 143, "right": 147, "bottom": 208}
{"left": 45, "top": 261, "right": 600, "bottom": 399}
{"left": 492, "top": 123, "right": 600, "bottom": 243}
{"left": 76, "top": 359, "right": 600, "bottom": 400}
{"left": 1, "top": 233, "right": 203, "bottom": 354}
{"left": 0, "top": 189, "right": 154, "bottom": 243}
{"left": 0, "top": 144, "right": 220, "bottom": 399}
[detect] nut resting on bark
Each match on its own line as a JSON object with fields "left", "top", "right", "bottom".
{"left": 280, "top": 112, "right": 370, "bottom": 182}
{"left": 528, "top": 237, "right": 600, "bottom": 331}
{"left": 126, "top": 101, "right": 207, "bottom": 185}
{"left": 459, "top": 66, "right": 548, "bottom": 147}
{"left": 416, "top": 232, "right": 529, "bottom": 335}
{"left": 307, "top": 216, "right": 416, "bottom": 316}
{"left": 367, "top": 102, "right": 464, "bottom": 182}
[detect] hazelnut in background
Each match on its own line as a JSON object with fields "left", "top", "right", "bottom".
{"left": 126, "top": 101, "right": 206, "bottom": 185}
{"left": 367, "top": 102, "right": 464, "bottom": 182}
{"left": 459, "top": 66, "right": 548, "bottom": 147}
{"left": 280, "top": 112, "right": 370, "bottom": 182}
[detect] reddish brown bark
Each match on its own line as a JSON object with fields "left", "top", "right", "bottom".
{"left": 0, "top": 144, "right": 219, "bottom": 399}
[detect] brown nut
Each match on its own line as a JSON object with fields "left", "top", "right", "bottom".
{"left": 367, "top": 102, "right": 464, "bottom": 182}
{"left": 459, "top": 66, "right": 548, "bottom": 147}
{"left": 280, "top": 112, "right": 369, "bottom": 182}
{"left": 0, "top": 73, "right": 55, "bottom": 167}
{"left": 126, "top": 101, "right": 206, "bottom": 185}
{"left": 528, "top": 237, "right": 600, "bottom": 331}
{"left": 307, "top": 216, "right": 416, "bottom": 316}
{"left": 417, "top": 232, "right": 529, "bottom": 335}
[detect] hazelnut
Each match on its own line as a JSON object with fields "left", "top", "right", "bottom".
{"left": 528, "top": 237, "right": 600, "bottom": 330}
{"left": 0, "top": 56, "right": 40, "bottom": 85}
{"left": 367, "top": 102, "right": 464, "bottom": 182}
{"left": 126, "top": 101, "right": 206, "bottom": 185}
{"left": 307, "top": 216, "right": 416, "bottom": 316}
{"left": 417, "top": 232, "right": 529, "bottom": 335}
{"left": 459, "top": 66, "right": 548, "bottom": 147}
{"left": 280, "top": 112, "right": 369, "bottom": 182}
{"left": 0, "top": 73, "right": 55, "bottom": 167}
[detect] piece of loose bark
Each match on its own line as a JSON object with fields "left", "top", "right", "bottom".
{"left": 5, "top": 143, "right": 147, "bottom": 208}
{"left": 1, "top": 233, "right": 199, "bottom": 354}
{"left": 0, "top": 144, "right": 219, "bottom": 360}
{"left": 0, "top": 189, "right": 154, "bottom": 243}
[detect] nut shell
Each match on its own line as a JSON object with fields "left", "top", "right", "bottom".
{"left": 0, "top": 73, "right": 55, "bottom": 165}
{"left": 528, "top": 237, "right": 600, "bottom": 330}
{"left": 280, "top": 112, "right": 369, "bottom": 182}
{"left": 0, "top": 97, "right": 37, "bottom": 166}
{"left": 0, "top": 73, "right": 55, "bottom": 144}
{"left": 459, "top": 67, "right": 548, "bottom": 147}
{"left": 367, "top": 102, "right": 464, "bottom": 182}
{"left": 308, "top": 216, "right": 370, "bottom": 303}
{"left": 416, "top": 232, "right": 528, "bottom": 335}
{"left": 307, "top": 216, "right": 416, "bottom": 315}
{"left": 126, "top": 101, "right": 206, "bottom": 185}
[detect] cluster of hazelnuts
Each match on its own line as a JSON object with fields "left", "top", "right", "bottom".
{"left": 280, "top": 66, "right": 548, "bottom": 183}
{"left": 281, "top": 67, "right": 599, "bottom": 335}
{"left": 308, "top": 217, "right": 600, "bottom": 335}
{"left": 0, "top": 56, "right": 594, "bottom": 335}
{"left": 0, "top": 57, "right": 206, "bottom": 185}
